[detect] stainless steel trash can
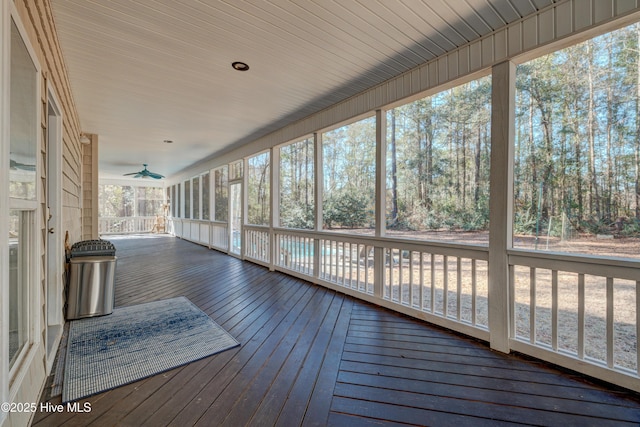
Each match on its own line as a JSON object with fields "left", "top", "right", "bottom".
{"left": 66, "top": 255, "right": 117, "bottom": 320}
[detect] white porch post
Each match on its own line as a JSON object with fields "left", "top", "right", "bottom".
{"left": 488, "top": 60, "right": 515, "bottom": 353}
{"left": 270, "top": 146, "right": 280, "bottom": 271}
{"left": 242, "top": 157, "right": 248, "bottom": 260}
{"left": 374, "top": 109, "right": 387, "bottom": 298}
{"left": 313, "top": 132, "right": 322, "bottom": 280}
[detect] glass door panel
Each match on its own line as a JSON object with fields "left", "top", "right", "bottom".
{"left": 229, "top": 182, "right": 242, "bottom": 255}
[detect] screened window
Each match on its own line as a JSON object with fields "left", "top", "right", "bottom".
{"left": 214, "top": 166, "right": 228, "bottom": 222}
{"left": 99, "top": 184, "right": 134, "bottom": 217}
{"left": 323, "top": 116, "right": 376, "bottom": 232}
{"left": 136, "top": 186, "right": 164, "bottom": 217}
{"left": 386, "top": 76, "right": 492, "bottom": 243}
{"left": 280, "top": 137, "right": 314, "bottom": 229}
{"left": 202, "top": 172, "right": 210, "bottom": 220}
{"left": 9, "top": 20, "right": 37, "bottom": 201}
{"left": 514, "top": 22, "right": 640, "bottom": 260}
{"left": 177, "top": 183, "right": 181, "bottom": 217}
{"left": 230, "top": 160, "right": 243, "bottom": 180}
{"left": 8, "top": 211, "right": 34, "bottom": 369}
{"left": 166, "top": 187, "right": 171, "bottom": 217}
{"left": 184, "top": 180, "right": 191, "bottom": 219}
{"left": 247, "top": 152, "right": 270, "bottom": 226}
{"left": 8, "top": 17, "right": 39, "bottom": 372}
{"left": 171, "top": 185, "right": 176, "bottom": 217}
{"left": 192, "top": 177, "right": 200, "bottom": 220}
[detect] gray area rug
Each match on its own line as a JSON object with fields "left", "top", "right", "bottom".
{"left": 63, "top": 296, "right": 239, "bottom": 403}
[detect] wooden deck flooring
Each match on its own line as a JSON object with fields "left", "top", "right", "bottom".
{"left": 33, "top": 234, "right": 640, "bottom": 426}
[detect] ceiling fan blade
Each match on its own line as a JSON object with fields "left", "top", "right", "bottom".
{"left": 123, "top": 164, "right": 164, "bottom": 178}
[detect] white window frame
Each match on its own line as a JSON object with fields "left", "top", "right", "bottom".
{"left": 1, "top": 1, "right": 42, "bottom": 414}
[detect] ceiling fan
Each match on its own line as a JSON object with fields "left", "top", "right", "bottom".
{"left": 123, "top": 164, "right": 165, "bottom": 179}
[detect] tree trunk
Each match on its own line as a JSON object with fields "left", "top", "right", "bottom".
{"left": 587, "top": 41, "right": 601, "bottom": 219}
{"left": 474, "top": 125, "right": 481, "bottom": 205}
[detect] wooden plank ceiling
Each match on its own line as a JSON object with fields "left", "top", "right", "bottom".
{"left": 50, "top": 0, "right": 556, "bottom": 179}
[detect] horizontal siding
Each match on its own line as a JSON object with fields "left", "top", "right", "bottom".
{"left": 172, "top": 0, "right": 640, "bottom": 183}
{"left": 25, "top": 0, "right": 83, "bottom": 242}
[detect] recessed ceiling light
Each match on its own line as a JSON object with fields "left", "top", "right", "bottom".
{"left": 164, "top": 139, "right": 173, "bottom": 144}
{"left": 232, "top": 61, "right": 249, "bottom": 71}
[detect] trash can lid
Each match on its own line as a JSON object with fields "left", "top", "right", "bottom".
{"left": 70, "top": 239, "right": 116, "bottom": 257}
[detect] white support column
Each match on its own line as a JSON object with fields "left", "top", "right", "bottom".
{"left": 375, "top": 109, "right": 387, "bottom": 237}
{"left": 242, "top": 157, "right": 248, "bottom": 260}
{"left": 374, "top": 109, "right": 387, "bottom": 298}
{"left": 488, "top": 60, "right": 515, "bottom": 354}
{"left": 269, "top": 147, "right": 280, "bottom": 271}
{"left": 313, "top": 132, "right": 322, "bottom": 279}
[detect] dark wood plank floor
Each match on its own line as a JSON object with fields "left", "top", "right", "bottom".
{"left": 33, "top": 235, "right": 640, "bottom": 426}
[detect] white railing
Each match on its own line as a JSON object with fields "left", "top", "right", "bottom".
{"left": 244, "top": 225, "right": 270, "bottom": 265}
{"left": 166, "top": 218, "right": 640, "bottom": 391}
{"left": 380, "top": 241, "right": 489, "bottom": 337}
{"left": 99, "top": 216, "right": 156, "bottom": 234}
{"left": 318, "top": 234, "right": 375, "bottom": 296}
{"left": 509, "top": 250, "right": 640, "bottom": 390}
{"left": 274, "top": 228, "right": 489, "bottom": 341}
{"left": 211, "top": 221, "right": 229, "bottom": 251}
{"left": 274, "top": 229, "right": 316, "bottom": 277}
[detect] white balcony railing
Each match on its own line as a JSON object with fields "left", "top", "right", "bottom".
{"left": 169, "top": 217, "right": 640, "bottom": 392}
{"left": 509, "top": 250, "right": 640, "bottom": 391}
{"left": 99, "top": 216, "right": 157, "bottom": 234}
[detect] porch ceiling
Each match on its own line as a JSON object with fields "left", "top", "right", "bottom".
{"left": 51, "top": 0, "right": 556, "bottom": 180}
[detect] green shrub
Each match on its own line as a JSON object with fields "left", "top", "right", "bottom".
{"left": 324, "top": 190, "right": 369, "bottom": 228}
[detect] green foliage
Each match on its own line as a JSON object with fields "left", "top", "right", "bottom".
{"left": 621, "top": 219, "right": 640, "bottom": 237}
{"left": 281, "top": 203, "right": 314, "bottom": 229}
{"left": 514, "top": 210, "right": 538, "bottom": 235}
{"left": 323, "top": 190, "right": 370, "bottom": 229}
{"left": 580, "top": 217, "right": 612, "bottom": 235}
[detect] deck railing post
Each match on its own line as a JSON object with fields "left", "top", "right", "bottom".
{"left": 488, "top": 60, "right": 515, "bottom": 354}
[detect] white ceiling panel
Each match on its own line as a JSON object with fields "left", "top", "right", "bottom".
{"left": 50, "top": 0, "right": 556, "bottom": 180}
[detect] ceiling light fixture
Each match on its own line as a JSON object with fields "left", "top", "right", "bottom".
{"left": 232, "top": 61, "right": 249, "bottom": 71}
